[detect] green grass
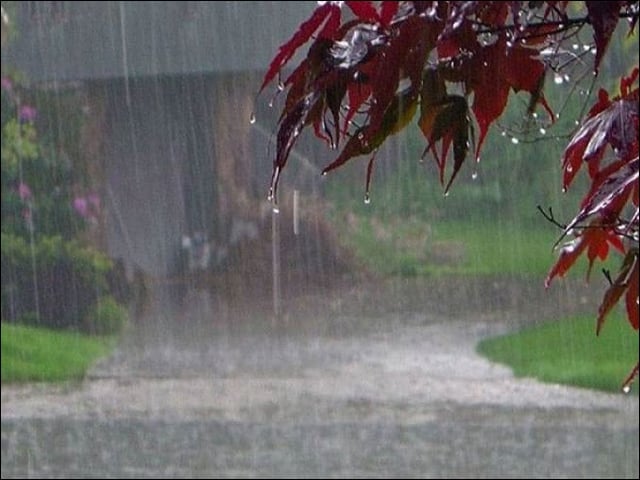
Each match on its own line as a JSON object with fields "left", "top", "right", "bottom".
{"left": 477, "top": 314, "right": 639, "bottom": 394}
{"left": 333, "top": 213, "right": 588, "bottom": 277}
{"left": 1, "top": 322, "right": 116, "bottom": 383}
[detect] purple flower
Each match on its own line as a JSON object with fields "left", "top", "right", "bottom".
{"left": 18, "top": 105, "right": 37, "bottom": 123}
{"left": 18, "top": 182, "right": 32, "bottom": 201}
{"left": 73, "top": 193, "right": 100, "bottom": 223}
{"left": 1, "top": 76, "right": 13, "bottom": 93}
{"left": 73, "top": 196, "right": 89, "bottom": 218}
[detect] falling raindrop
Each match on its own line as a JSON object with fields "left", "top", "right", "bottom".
{"left": 277, "top": 80, "right": 285, "bottom": 91}
{"left": 249, "top": 112, "right": 256, "bottom": 124}
{"left": 443, "top": 190, "right": 450, "bottom": 197}
{"left": 511, "top": 137, "right": 519, "bottom": 145}
{"left": 554, "top": 74, "right": 563, "bottom": 85}
{"left": 623, "top": 385, "right": 631, "bottom": 394}
{"left": 272, "top": 204, "right": 280, "bottom": 214}
{"left": 539, "top": 127, "right": 546, "bottom": 135}
{"left": 471, "top": 171, "right": 478, "bottom": 180}
{"left": 563, "top": 74, "right": 570, "bottom": 83}
{"left": 364, "top": 193, "right": 371, "bottom": 205}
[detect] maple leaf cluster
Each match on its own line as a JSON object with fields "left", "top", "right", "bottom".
{"left": 260, "top": 1, "right": 639, "bottom": 390}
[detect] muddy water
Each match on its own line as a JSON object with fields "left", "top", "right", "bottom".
{"left": 2, "top": 277, "right": 638, "bottom": 478}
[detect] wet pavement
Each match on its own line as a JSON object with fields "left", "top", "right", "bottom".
{"left": 2, "top": 276, "right": 639, "bottom": 478}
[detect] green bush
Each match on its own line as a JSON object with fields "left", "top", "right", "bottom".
{"left": 83, "top": 296, "right": 128, "bottom": 335}
{"left": 1, "top": 232, "right": 115, "bottom": 331}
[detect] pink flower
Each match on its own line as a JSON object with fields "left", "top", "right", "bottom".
{"left": 18, "top": 105, "right": 37, "bottom": 123}
{"left": 18, "top": 182, "right": 32, "bottom": 201}
{"left": 73, "top": 196, "right": 89, "bottom": 218}
{"left": 73, "top": 193, "right": 100, "bottom": 223}
{"left": 1, "top": 76, "right": 12, "bottom": 92}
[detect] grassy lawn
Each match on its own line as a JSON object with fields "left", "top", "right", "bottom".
{"left": 1, "top": 322, "right": 116, "bottom": 383}
{"left": 333, "top": 214, "right": 586, "bottom": 277}
{"left": 477, "top": 314, "right": 639, "bottom": 394}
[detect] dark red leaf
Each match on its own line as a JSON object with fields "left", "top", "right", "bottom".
{"left": 622, "top": 363, "right": 639, "bottom": 392}
{"left": 578, "top": 159, "right": 638, "bottom": 224}
{"left": 346, "top": 1, "right": 380, "bottom": 23}
{"left": 365, "top": 152, "right": 377, "bottom": 202}
{"left": 586, "top": 1, "right": 624, "bottom": 73}
{"left": 597, "top": 250, "right": 637, "bottom": 334}
{"left": 368, "top": 15, "right": 433, "bottom": 134}
{"left": 625, "top": 259, "right": 639, "bottom": 330}
{"left": 562, "top": 97, "right": 638, "bottom": 189}
{"left": 321, "top": 127, "right": 376, "bottom": 175}
{"left": 418, "top": 93, "right": 471, "bottom": 188}
{"left": 323, "top": 88, "right": 418, "bottom": 175}
{"left": 260, "top": 4, "right": 338, "bottom": 92}
{"left": 380, "top": 1, "right": 399, "bottom": 26}
{"left": 545, "top": 236, "right": 589, "bottom": 287}
{"left": 271, "top": 91, "right": 320, "bottom": 200}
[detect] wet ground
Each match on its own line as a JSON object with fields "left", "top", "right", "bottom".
{"left": 2, "top": 275, "right": 639, "bottom": 478}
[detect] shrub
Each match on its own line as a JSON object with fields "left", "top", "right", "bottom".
{"left": 83, "top": 295, "right": 128, "bottom": 335}
{"left": 0, "top": 232, "right": 115, "bottom": 330}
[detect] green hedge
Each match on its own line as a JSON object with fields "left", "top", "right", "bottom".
{"left": 0, "top": 232, "right": 122, "bottom": 332}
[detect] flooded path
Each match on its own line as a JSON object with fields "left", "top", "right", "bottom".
{"left": 2, "top": 277, "right": 638, "bottom": 478}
